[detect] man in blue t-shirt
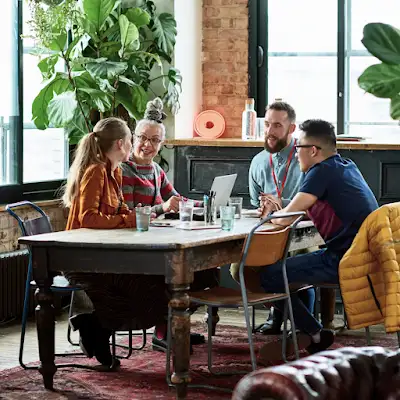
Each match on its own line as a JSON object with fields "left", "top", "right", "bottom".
{"left": 259, "top": 119, "right": 378, "bottom": 355}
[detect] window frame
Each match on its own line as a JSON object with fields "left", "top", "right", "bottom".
{"left": 0, "top": 0, "right": 68, "bottom": 205}
{"left": 248, "top": 0, "right": 400, "bottom": 134}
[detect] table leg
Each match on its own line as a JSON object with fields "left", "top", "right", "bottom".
{"left": 169, "top": 284, "right": 191, "bottom": 400}
{"left": 33, "top": 248, "right": 56, "bottom": 390}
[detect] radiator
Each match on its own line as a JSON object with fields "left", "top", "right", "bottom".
{"left": 0, "top": 250, "right": 32, "bottom": 322}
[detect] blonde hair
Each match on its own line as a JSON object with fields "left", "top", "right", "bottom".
{"left": 62, "top": 117, "right": 131, "bottom": 207}
{"left": 135, "top": 97, "right": 166, "bottom": 139}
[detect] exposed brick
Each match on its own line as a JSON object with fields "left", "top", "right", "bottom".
{"left": 202, "top": 0, "right": 249, "bottom": 138}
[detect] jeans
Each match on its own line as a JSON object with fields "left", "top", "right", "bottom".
{"left": 259, "top": 249, "right": 341, "bottom": 335}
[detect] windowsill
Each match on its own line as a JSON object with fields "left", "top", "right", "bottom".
{"left": 0, "top": 198, "right": 62, "bottom": 212}
{"left": 164, "top": 137, "right": 400, "bottom": 150}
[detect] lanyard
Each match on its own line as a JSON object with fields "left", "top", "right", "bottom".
{"left": 269, "top": 139, "right": 297, "bottom": 199}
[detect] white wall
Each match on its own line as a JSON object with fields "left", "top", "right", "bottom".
{"left": 173, "top": 0, "right": 202, "bottom": 139}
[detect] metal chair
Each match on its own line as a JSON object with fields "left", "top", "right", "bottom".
{"left": 6, "top": 201, "right": 145, "bottom": 369}
{"left": 165, "top": 212, "right": 305, "bottom": 391}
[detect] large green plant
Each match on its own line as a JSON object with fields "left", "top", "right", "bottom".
{"left": 358, "top": 23, "right": 400, "bottom": 120}
{"left": 27, "top": 0, "right": 182, "bottom": 145}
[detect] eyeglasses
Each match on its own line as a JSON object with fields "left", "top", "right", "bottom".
{"left": 135, "top": 135, "right": 162, "bottom": 146}
{"left": 294, "top": 144, "right": 322, "bottom": 150}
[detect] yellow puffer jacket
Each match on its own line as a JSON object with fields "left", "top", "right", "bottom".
{"left": 339, "top": 202, "right": 400, "bottom": 332}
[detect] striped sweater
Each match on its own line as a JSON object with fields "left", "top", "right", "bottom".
{"left": 121, "top": 160, "right": 202, "bottom": 215}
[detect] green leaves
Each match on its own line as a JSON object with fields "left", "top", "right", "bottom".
{"left": 83, "top": 0, "right": 117, "bottom": 32}
{"left": 47, "top": 91, "right": 77, "bottom": 127}
{"left": 118, "top": 15, "right": 140, "bottom": 59}
{"left": 38, "top": 55, "right": 59, "bottom": 80}
{"left": 358, "top": 63, "right": 400, "bottom": 98}
{"left": 32, "top": 73, "right": 72, "bottom": 129}
{"left": 86, "top": 58, "right": 128, "bottom": 80}
{"left": 359, "top": 22, "right": 400, "bottom": 121}
{"left": 125, "top": 8, "right": 151, "bottom": 28}
{"left": 362, "top": 23, "right": 400, "bottom": 64}
{"left": 150, "top": 13, "right": 177, "bottom": 54}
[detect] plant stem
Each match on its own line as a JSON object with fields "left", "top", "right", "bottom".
{"left": 149, "top": 75, "right": 169, "bottom": 83}
{"left": 62, "top": 50, "right": 91, "bottom": 133}
{"left": 112, "top": 78, "right": 120, "bottom": 116}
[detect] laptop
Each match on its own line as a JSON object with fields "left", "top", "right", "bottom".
{"left": 209, "top": 173, "right": 238, "bottom": 209}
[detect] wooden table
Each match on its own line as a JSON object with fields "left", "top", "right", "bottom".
{"left": 19, "top": 218, "right": 323, "bottom": 399}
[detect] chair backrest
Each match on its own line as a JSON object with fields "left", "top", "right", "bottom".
{"left": 241, "top": 212, "right": 305, "bottom": 268}
{"left": 5, "top": 201, "right": 52, "bottom": 237}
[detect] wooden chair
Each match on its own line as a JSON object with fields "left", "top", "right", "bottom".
{"left": 6, "top": 201, "right": 145, "bottom": 370}
{"left": 165, "top": 212, "right": 305, "bottom": 390}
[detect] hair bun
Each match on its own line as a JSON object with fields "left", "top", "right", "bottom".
{"left": 144, "top": 98, "right": 167, "bottom": 123}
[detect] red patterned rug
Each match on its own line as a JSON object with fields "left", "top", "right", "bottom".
{"left": 0, "top": 323, "right": 398, "bottom": 400}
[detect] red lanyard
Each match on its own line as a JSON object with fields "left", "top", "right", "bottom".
{"left": 269, "top": 139, "right": 297, "bottom": 199}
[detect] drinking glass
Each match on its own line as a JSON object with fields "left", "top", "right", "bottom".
{"left": 179, "top": 199, "right": 194, "bottom": 224}
{"left": 228, "top": 197, "right": 243, "bottom": 219}
{"left": 220, "top": 205, "right": 236, "bottom": 231}
{"left": 135, "top": 206, "right": 152, "bottom": 231}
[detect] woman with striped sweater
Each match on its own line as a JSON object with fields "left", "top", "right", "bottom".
{"left": 122, "top": 98, "right": 218, "bottom": 351}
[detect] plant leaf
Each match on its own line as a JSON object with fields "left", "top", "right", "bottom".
{"left": 83, "top": 0, "right": 117, "bottom": 32}
{"left": 150, "top": 13, "right": 177, "bottom": 55}
{"left": 65, "top": 105, "right": 92, "bottom": 144}
{"left": 86, "top": 59, "right": 128, "bottom": 80}
{"left": 358, "top": 63, "right": 400, "bottom": 98}
{"left": 118, "top": 15, "right": 140, "bottom": 59}
{"left": 32, "top": 73, "right": 72, "bottom": 130}
{"left": 78, "top": 88, "right": 112, "bottom": 112}
{"left": 362, "top": 23, "right": 400, "bottom": 65}
{"left": 47, "top": 91, "right": 78, "bottom": 128}
{"left": 67, "top": 33, "right": 92, "bottom": 59}
{"left": 132, "top": 84, "right": 148, "bottom": 114}
{"left": 38, "top": 55, "right": 59, "bottom": 81}
{"left": 390, "top": 94, "right": 400, "bottom": 120}
{"left": 48, "top": 31, "right": 67, "bottom": 52}
{"left": 115, "top": 83, "right": 141, "bottom": 120}
{"left": 125, "top": 8, "right": 151, "bottom": 28}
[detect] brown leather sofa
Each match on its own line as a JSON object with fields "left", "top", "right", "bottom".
{"left": 232, "top": 347, "right": 400, "bottom": 400}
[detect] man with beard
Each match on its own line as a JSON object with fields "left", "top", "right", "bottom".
{"left": 231, "top": 101, "right": 335, "bottom": 337}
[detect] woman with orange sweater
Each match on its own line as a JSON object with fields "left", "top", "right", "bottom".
{"left": 63, "top": 117, "right": 169, "bottom": 369}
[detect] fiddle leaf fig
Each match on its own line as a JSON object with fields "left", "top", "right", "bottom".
{"left": 28, "top": 0, "right": 181, "bottom": 150}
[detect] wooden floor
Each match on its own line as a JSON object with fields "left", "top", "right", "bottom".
{"left": 0, "top": 307, "right": 388, "bottom": 371}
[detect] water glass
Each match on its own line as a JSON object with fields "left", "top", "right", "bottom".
{"left": 220, "top": 205, "right": 236, "bottom": 231}
{"left": 179, "top": 199, "right": 194, "bottom": 224}
{"left": 135, "top": 206, "right": 152, "bottom": 231}
{"left": 229, "top": 197, "right": 243, "bottom": 219}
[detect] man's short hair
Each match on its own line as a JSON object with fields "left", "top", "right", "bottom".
{"left": 299, "top": 119, "right": 336, "bottom": 150}
{"left": 266, "top": 101, "right": 296, "bottom": 123}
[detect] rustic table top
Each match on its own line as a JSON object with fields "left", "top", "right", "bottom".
{"left": 18, "top": 218, "right": 316, "bottom": 251}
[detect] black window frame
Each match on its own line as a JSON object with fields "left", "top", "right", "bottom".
{"left": 0, "top": 0, "right": 67, "bottom": 205}
{"left": 248, "top": 0, "right": 399, "bottom": 135}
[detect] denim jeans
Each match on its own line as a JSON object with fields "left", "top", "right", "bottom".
{"left": 259, "top": 249, "right": 341, "bottom": 335}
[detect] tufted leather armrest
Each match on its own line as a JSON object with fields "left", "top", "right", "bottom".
{"left": 232, "top": 346, "right": 400, "bottom": 400}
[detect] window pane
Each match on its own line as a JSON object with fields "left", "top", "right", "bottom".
{"left": 268, "top": 57, "right": 337, "bottom": 124}
{"left": 268, "top": 1, "right": 337, "bottom": 52}
{"left": 349, "top": 57, "right": 392, "bottom": 123}
{"left": 348, "top": 124, "right": 400, "bottom": 137}
{"left": 351, "top": 0, "right": 400, "bottom": 51}
{"left": 23, "top": 128, "right": 67, "bottom": 183}
{"left": 0, "top": 2, "right": 19, "bottom": 185}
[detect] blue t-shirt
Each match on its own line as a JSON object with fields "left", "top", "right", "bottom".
{"left": 300, "top": 154, "right": 378, "bottom": 254}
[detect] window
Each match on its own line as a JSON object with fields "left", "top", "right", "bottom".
{"left": 0, "top": 1, "right": 68, "bottom": 204}
{"left": 249, "top": 0, "right": 400, "bottom": 136}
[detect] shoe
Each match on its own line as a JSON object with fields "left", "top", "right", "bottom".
{"left": 152, "top": 333, "right": 195, "bottom": 354}
{"left": 306, "top": 329, "right": 335, "bottom": 354}
{"left": 69, "top": 313, "right": 96, "bottom": 358}
{"left": 254, "top": 307, "right": 283, "bottom": 335}
{"left": 93, "top": 327, "right": 114, "bottom": 367}
{"left": 258, "top": 331, "right": 311, "bottom": 364}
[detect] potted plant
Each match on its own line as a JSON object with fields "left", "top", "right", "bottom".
{"left": 358, "top": 22, "right": 400, "bottom": 120}
{"left": 26, "top": 0, "right": 182, "bottom": 169}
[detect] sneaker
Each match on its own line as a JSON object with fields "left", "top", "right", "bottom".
{"left": 306, "top": 329, "right": 335, "bottom": 354}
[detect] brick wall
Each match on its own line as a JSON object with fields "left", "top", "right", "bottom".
{"left": 202, "top": 0, "right": 249, "bottom": 138}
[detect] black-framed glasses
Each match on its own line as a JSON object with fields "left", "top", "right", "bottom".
{"left": 135, "top": 134, "right": 162, "bottom": 146}
{"left": 294, "top": 144, "right": 322, "bottom": 150}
